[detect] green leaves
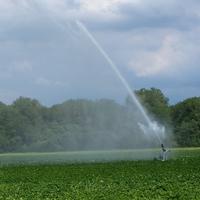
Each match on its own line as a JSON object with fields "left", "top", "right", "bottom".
{"left": 1, "top": 155, "right": 200, "bottom": 199}
{"left": 134, "top": 88, "right": 171, "bottom": 124}
{"left": 172, "top": 97, "right": 200, "bottom": 147}
{"left": 0, "top": 89, "right": 200, "bottom": 151}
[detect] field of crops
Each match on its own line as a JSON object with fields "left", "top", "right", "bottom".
{"left": 0, "top": 148, "right": 200, "bottom": 199}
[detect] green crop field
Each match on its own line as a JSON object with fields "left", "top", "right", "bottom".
{"left": 0, "top": 148, "right": 200, "bottom": 200}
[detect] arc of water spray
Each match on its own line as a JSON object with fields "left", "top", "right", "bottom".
{"left": 76, "top": 21, "right": 150, "bottom": 124}
{"left": 76, "top": 20, "right": 162, "bottom": 143}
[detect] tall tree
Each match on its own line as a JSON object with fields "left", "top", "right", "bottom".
{"left": 171, "top": 97, "right": 200, "bottom": 146}
{"left": 127, "top": 88, "right": 171, "bottom": 124}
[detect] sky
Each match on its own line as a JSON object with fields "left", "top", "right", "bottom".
{"left": 0, "top": 0, "right": 200, "bottom": 105}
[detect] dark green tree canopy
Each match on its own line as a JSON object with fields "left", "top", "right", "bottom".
{"left": 127, "top": 88, "right": 171, "bottom": 124}
{"left": 0, "top": 90, "right": 199, "bottom": 152}
{"left": 171, "top": 97, "right": 200, "bottom": 147}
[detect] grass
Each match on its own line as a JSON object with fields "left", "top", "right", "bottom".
{"left": 1, "top": 147, "right": 200, "bottom": 166}
{"left": 0, "top": 148, "right": 200, "bottom": 199}
{"left": 0, "top": 149, "right": 161, "bottom": 166}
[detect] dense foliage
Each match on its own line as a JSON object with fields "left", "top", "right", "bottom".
{"left": 0, "top": 88, "right": 199, "bottom": 152}
{"left": 130, "top": 88, "right": 200, "bottom": 147}
{"left": 135, "top": 88, "right": 171, "bottom": 124}
{"left": 171, "top": 97, "right": 200, "bottom": 147}
{"left": 0, "top": 97, "right": 150, "bottom": 152}
{"left": 0, "top": 149, "right": 200, "bottom": 199}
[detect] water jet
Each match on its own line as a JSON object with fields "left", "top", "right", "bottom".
{"left": 76, "top": 20, "right": 165, "bottom": 144}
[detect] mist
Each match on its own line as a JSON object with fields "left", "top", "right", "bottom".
{"left": 0, "top": 1, "right": 173, "bottom": 163}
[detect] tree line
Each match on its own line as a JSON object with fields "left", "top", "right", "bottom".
{"left": 0, "top": 88, "right": 199, "bottom": 152}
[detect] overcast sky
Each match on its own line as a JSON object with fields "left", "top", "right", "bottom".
{"left": 0, "top": 0, "right": 199, "bottom": 105}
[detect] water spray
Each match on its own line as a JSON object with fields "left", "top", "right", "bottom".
{"left": 76, "top": 20, "right": 165, "bottom": 143}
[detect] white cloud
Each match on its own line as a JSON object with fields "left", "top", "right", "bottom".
{"left": 12, "top": 61, "right": 33, "bottom": 73}
{"left": 0, "top": 0, "right": 135, "bottom": 25}
{"left": 128, "top": 29, "right": 198, "bottom": 77}
{"left": 0, "top": 0, "right": 199, "bottom": 104}
{"left": 35, "top": 77, "right": 51, "bottom": 87}
{"left": 0, "top": 60, "right": 33, "bottom": 79}
{"left": 35, "top": 77, "right": 68, "bottom": 88}
{"left": 1, "top": 0, "right": 199, "bottom": 32}
{"left": 78, "top": 0, "right": 134, "bottom": 14}
{"left": 0, "top": 0, "right": 33, "bottom": 21}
